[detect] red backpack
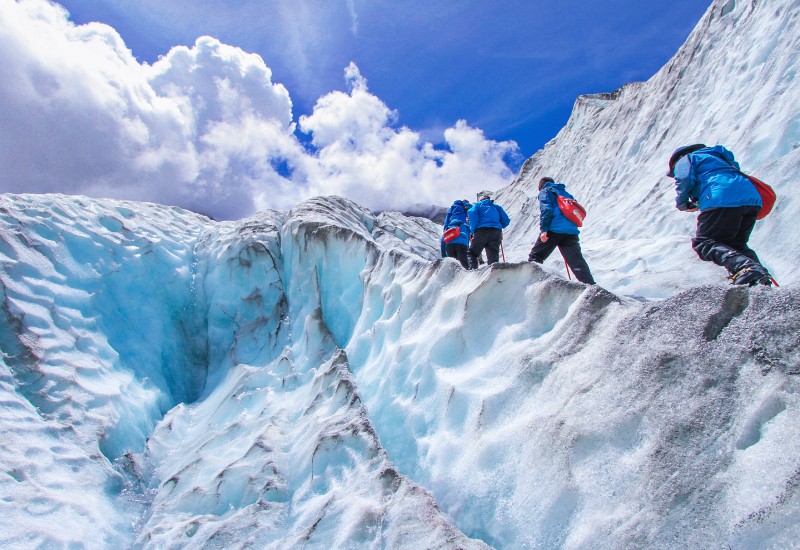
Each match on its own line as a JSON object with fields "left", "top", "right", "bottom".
{"left": 719, "top": 155, "right": 776, "bottom": 220}
{"left": 552, "top": 191, "right": 586, "bottom": 227}
{"left": 443, "top": 226, "right": 461, "bottom": 243}
{"left": 743, "top": 175, "right": 776, "bottom": 220}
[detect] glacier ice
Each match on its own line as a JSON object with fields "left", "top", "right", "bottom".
{"left": 1, "top": 192, "right": 799, "bottom": 549}
{"left": 0, "top": 194, "right": 490, "bottom": 549}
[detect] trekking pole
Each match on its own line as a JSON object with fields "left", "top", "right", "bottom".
{"left": 564, "top": 258, "right": 572, "bottom": 280}
{"left": 500, "top": 243, "right": 505, "bottom": 262}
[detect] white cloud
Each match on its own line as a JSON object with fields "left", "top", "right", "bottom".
{"left": 346, "top": 0, "right": 359, "bottom": 35}
{"left": 0, "top": 0, "right": 517, "bottom": 219}
{"left": 298, "top": 63, "right": 518, "bottom": 211}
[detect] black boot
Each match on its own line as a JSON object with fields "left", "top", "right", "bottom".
{"left": 729, "top": 266, "right": 772, "bottom": 286}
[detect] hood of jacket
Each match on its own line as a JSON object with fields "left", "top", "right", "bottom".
{"left": 545, "top": 182, "right": 568, "bottom": 194}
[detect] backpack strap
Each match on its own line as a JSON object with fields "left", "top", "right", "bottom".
{"left": 546, "top": 186, "right": 560, "bottom": 205}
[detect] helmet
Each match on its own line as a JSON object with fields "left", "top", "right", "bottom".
{"left": 667, "top": 144, "right": 706, "bottom": 177}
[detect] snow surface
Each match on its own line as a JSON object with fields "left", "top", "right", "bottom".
{"left": 2, "top": 0, "right": 800, "bottom": 548}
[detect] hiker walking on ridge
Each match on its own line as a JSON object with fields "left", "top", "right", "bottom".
{"left": 442, "top": 199, "right": 473, "bottom": 269}
{"left": 667, "top": 144, "right": 773, "bottom": 286}
{"left": 528, "top": 177, "right": 595, "bottom": 284}
{"left": 467, "top": 193, "right": 510, "bottom": 268}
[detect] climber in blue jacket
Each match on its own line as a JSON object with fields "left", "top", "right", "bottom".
{"left": 442, "top": 199, "right": 472, "bottom": 268}
{"left": 467, "top": 194, "right": 510, "bottom": 267}
{"left": 667, "top": 143, "right": 772, "bottom": 286}
{"left": 528, "top": 177, "right": 595, "bottom": 284}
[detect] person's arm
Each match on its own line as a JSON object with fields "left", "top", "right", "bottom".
{"left": 673, "top": 156, "right": 698, "bottom": 211}
{"left": 538, "top": 190, "right": 555, "bottom": 242}
{"left": 498, "top": 206, "right": 511, "bottom": 229}
{"left": 539, "top": 189, "right": 554, "bottom": 232}
{"left": 468, "top": 207, "right": 478, "bottom": 233}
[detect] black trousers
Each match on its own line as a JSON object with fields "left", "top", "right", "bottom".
{"left": 468, "top": 227, "right": 503, "bottom": 267}
{"left": 692, "top": 206, "right": 763, "bottom": 274}
{"left": 528, "top": 232, "right": 595, "bottom": 284}
{"left": 446, "top": 243, "right": 471, "bottom": 269}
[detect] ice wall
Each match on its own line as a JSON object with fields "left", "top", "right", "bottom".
{"left": 136, "top": 200, "right": 484, "bottom": 549}
{"left": 0, "top": 194, "right": 486, "bottom": 549}
{"left": 498, "top": 0, "right": 800, "bottom": 298}
{"left": 0, "top": 194, "right": 209, "bottom": 546}
{"left": 1, "top": 193, "right": 799, "bottom": 549}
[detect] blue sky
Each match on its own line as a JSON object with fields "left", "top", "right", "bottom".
{"left": 1, "top": 0, "right": 711, "bottom": 219}
{"left": 57, "top": 0, "right": 710, "bottom": 163}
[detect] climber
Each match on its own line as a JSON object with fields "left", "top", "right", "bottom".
{"left": 667, "top": 144, "right": 772, "bottom": 286}
{"left": 442, "top": 199, "right": 473, "bottom": 269}
{"left": 528, "top": 177, "right": 595, "bottom": 284}
{"left": 467, "top": 193, "right": 510, "bottom": 268}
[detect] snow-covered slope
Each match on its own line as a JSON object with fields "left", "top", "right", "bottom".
{"left": 498, "top": 0, "right": 800, "bottom": 298}
{"left": 2, "top": 193, "right": 799, "bottom": 549}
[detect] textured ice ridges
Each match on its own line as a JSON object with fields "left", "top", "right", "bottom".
{"left": 2, "top": 192, "right": 800, "bottom": 549}
{"left": 0, "top": 194, "right": 211, "bottom": 547}
{"left": 0, "top": 194, "right": 489, "bottom": 548}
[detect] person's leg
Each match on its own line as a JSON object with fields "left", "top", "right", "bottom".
{"left": 728, "top": 206, "right": 761, "bottom": 263}
{"left": 453, "top": 244, "right": 471, "bottom": 269}
{"left": 528, "top": 234, "right": 558, "bottom": 263}
{"left": 445, "top": 243, "right": 466, "bottom": 268}
{"left": 557, "top": 234, "right": 595, "bottom": 284}
{"left": 468, "top": 228, "right": 492, "bottom": 268}
{"left": 692, "top": 208, "right": 761, "bottom": 273}
{"left": 484, "top": 229, "right": 502, "bottom": 264}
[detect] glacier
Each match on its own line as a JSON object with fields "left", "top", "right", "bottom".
{"left": 2, "top": 0, "right": 800, "bottom": 547}
{"left": 1, "top": 192, "right": 799, "bottom": 549}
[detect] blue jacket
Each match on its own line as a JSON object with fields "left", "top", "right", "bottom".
{"left": 539, "top": 182, "right": 579, "bottom": 235}
{"left": 442, "top": 200, "right": 472, "bottom": 246}
{"left": 673, "top": 145, "right": 761, "bottom": 211}
{"left": 468, "top": 199, "right": 510, "bottom": 233}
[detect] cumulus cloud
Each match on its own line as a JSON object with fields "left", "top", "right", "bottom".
{"left": 0, "top": 0, "right": 518, "bottom": 219}
{"left": 298, "top": 63, "right": 518, "bottom": 211}
{"left": 0, "top": 0, "right": 298, "bottom": 218}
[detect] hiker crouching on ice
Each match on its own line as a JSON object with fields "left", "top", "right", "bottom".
{"left": 528, "top": 177, "right": 595, "bottom": 284}
{"left": 667, "top": 144, "right": 773, "bottom": 286}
